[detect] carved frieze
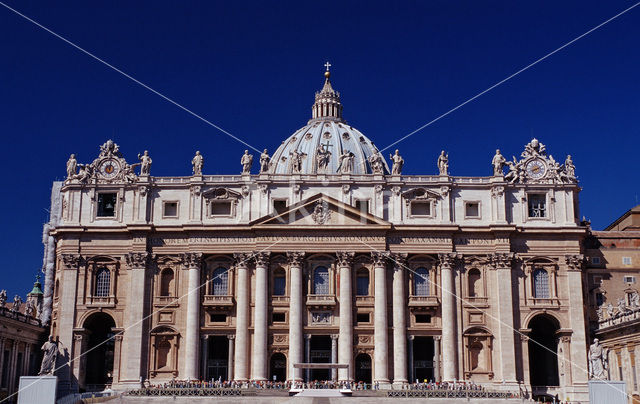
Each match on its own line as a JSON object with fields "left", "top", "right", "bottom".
{"left": 311, "top": 312, "right": 332, "bottom": 325}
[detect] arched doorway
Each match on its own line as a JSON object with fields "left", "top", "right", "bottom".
{"left": 83, "top": 312, "right": 116, "bottom": 388}
{"left": 355, "top": 353, "right": 372, "bottom": 384}
{"left": 269, "top": 353, "right": 286, "bottom": 381}
{"left": 528, "top": 315, "right": 560, "bottom": 386}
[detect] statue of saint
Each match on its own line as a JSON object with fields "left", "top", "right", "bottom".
{"left": 25, "top": 300, "right": 35, "bottom": 317}
{"left": 606, "top": 302, "right": 615, "bottom": 318}
{"left": 337, "top": 150, "right": 354, "bottom": 174}
{"left": 390, "top": 149, "right": 404, "bottom": 175}
{"left": 11, "top": 295, "right": 22, "bottom": 312}
{"left": 137, "top": 150, "right": 152, "bottom": 176}
{"left": 564, "top": 155, "right": 576, "bottom": 178}
{"left": 491, "top": 149, "right": 506, "bottom": 176}
{"left": 192, "top": 151, "right": 204, "bottom": 175}
{"left": 66, "top": 154, "right": 77, "bottom": 179}
{"left": 38, "top": 336, "right": 59, "bottom": 376}
{"left": 315, "top": 145, "right": 331, "bottom": 172}
{"left": 437, "top": 150, "right": 449, "bottom": 175}
{"left": 0, "top": 290, "right": 6, "bottom": 308}
{"left": 631, "top": 291, "right": 640, "bottom": 309}
{"left": 368, "top": 151, "right": 385, "bottom": 174}
{"left": 289, "top": 150, "right": 303, "bottom": 174}
{"left": 241, "top": 150, "right": 253, "bottom": 174}
{"left": 589, "top": 338, "right": 607, "bottom": 379}
{"left": 259, "top": 149, "right": 270, "bottom": 173}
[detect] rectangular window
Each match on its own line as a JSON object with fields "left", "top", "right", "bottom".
{"left": 273, "top": 200, "right": 287, "bottom": 215}
{"left": 97, "top": 193, "right": 117, "bottom": 217}
{"left": 356, "top": 313, "right": 370, "bottom": 323}
{"left": 356, "top": 275, "right": 369, "bottom": 296}
{"left": 163, "top": 201, "right": 178, "bottom": 218}
{"left": 595, "top": 292, "right": 604, "bottom": 306}
{"left": 354, "top": 199, "right": 369, "bottom": 214}
{"left": 593, "top": 275, "right": 602, "bottom": 285}
{"left": 272, "top": 312, "right": 286, "bottom": 323}
{"left": 624, "top": 275, "right": 636, "bottom": 284}
{"left": 591, "top": 257, "right": 601, "bottom": 265}
{"left": 210, "top": 314, "right": 227, "bottom": 323}
{"left": 410, "top": 201, "right": 431, "bottom": 217}
{"left": 273, "top": 276, "right": 286, "bottom": 296}
{"left": 415, "top": 314, "right": 431, "bottom": 324}
{"left": 623, "top": 257, "right": 632, "bottom": 266}
{"left": 528, "top": 194, "right": 546, "bottom": 218}
{"left": 210, "top": 201, "right": 232, "bottom": 216}
{"left": 465, "top": 202, "right": 480, "bottom": 218}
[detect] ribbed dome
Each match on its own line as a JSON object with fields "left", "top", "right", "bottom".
{"left": 270, "top": 66, "right": 389, "bottom": 175}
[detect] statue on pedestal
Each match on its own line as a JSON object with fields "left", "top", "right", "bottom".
{"left": 38, "top": 336, "right": 60, "bottom": 376}
{"left": 289, "top": 150, "right": 303, "bottom": 174}
{"left": 11, "top": 295, "right": 22, "bottom": 313}
{"left": 337, "top": 150, "right": 354, "bottom": 174}
{"left": 437, "top": 150, "right": 449, "bottom": 175}
{"left": 137, "top": 150, "right": 152, "bottom": 176}
{"left": 588, "top": 339, "right": 608, "bottom": 379}
{"left": 390, "top": 149, "right": 404, "bottom": 175}
{"left": 259, "top": 149, "right": 270, "bottom": 173}
{"left": 66, "top": 154, "right": 77, "bottom": 179}
{"left": 315, "top": 145, "right": 331, "bottom": 172}
{"left": 0, "top": 290, "right": 6, "bottom": 308}
{"left": 241, "top": 150, "right": 253, "bottom": 174}
{"left": 564, "top": 155, "right": 576, "bottom": 178}
{"left": 491, "top": 149, "right": 506, "bottom": 176}
{"left": 192, "top": 151, "right": 204, "bottom": 175}
{"left": 368, "top": 151, "right": 385, "bottom": 174}
{"left": 25, "top": 300, "right": 35, "bottom": 317}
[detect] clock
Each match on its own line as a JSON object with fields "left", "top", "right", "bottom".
{"left": 98, "top": 159, "right": 120, "bottom": 180}
{"left": 525, "top": 159, "right": 546, "bottom": 180}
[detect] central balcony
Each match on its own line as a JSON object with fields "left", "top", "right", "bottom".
{"left": 203, "top": 295, "right": 234, "bottom": 308}
{"left": 306, "top": 294, "right": 336, "bottom": 308}
{"left": 408, "top": 295, "right": 440, "bottom": 307}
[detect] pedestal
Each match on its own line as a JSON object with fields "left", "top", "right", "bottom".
{"left": 18, "top": 376, "right": 57, "bottom": 404}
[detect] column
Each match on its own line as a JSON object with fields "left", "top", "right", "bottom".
{"left": 305, "top": 334, "right": 311, "bottom": 382}
{"left": 433, "top": 336, "right": 441, "bottom": 382}
{"left": 252, "top": 252, "right": 270, "bottom": 381}
{"left": 72, "top": 333, "right": 87, "bottom": 388}
{"left": 183, "top": 252, "right": 202, "bottom": 380}
{"left": 491, "top": 253, "right": 517, "bottom": 384}
{"left": 0, "top": 337, "right": 6, "bottom": 385}
{"left": 408, "top": 336, "right": 414, "bottom": 383}
{"left": 112, "top": 334, "right": 123, "bottom": 384}
{"left": 391, "top": 253, "right": 408, "bottom": 385}
{"left": 565, "top": 255, "right": 589, "bottom": 385}
{"left": 337, "top": 251, "right": 355, "bottom": 381}
{"left": 234, "top": 253, "right": 251, "bottom": 381}
{"left": 58, "top": 254, "right": 80, "bottom": 393}
{"left": 201, "top": 336, "right": 209, "bottom": 380}
{"left": 227, "top": 335, "right": 235, "bottom": 381}
{"left": 331, "top": 335, "right": 338, "bottom": 382}
{"left": 372, "top": 252, "right": 389, "bottom": 384}
{"left": 287, "top": 251, "right": 305, "bottom": 381}
{"left": 121, "top": 252, "right": 150, "bottom": 385}
{"left": 438, "top": 253, "right": 458, "bottom": 381}
{"left": 23, "top": 344, "right": 31, "bottom": 375}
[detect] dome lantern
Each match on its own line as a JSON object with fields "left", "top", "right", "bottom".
{"left": 310, "top": 62, "right": 344, "bottom": 123}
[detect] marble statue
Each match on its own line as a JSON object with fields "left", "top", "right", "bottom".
{"left": 606, "top": 302, "right": 615, "bottom": 318}
{"left": 289, "top": 150, "right": 303, "bottom": 174}
{"left": 522, "top": 138, "right": 545, "bottom": 158}
{"left": 0, "top": 290, "right": 6, "bottom": 308}
{"left": 73, "top": 164, "right": 93, "bottom": 183}
{"left": 25, "top": 300, "right": 35, "bottom": 317}
{"left": 547, "top": 155, "right": 563, "bottom": 182}
{"left": 617, "top": 298, "right": 631, "bottom": 315}
{"left": 137, "top": 150, "right": 152, "bottom": 175}
{"left": 491, "top": 149, "right": 506, "bottom": 176}
{"left": 66, "top": 154, "right": 77, "bottom": 179}
{"left": 368, "top": 151, "right": 385, "bottom": 174}
{"left": 315, "top": 145, "right": 331, "bottom": 172}
{"left": 596, "top": 306, "right": 604, "bottom": 322}
{"left": 337, "top": 150, "right": 354, "bottom": 174}
{"left": 390, "top": 149, "right": 404, "bottom": 175}
{"left": 564, "top": 155, "right": 576, "bottom": 178}
{"left": 589, "top": 338, "right": 607, "bottom": 379}
{"left": 437, "top": 150, "right": 449, "bottom": 175}
{"left": 259, "top": 149, "right": 270, "bottom": 173}
{"left": 241, "top": 150, "right": 253, "bottom": 174}
{"left": 11, "top": 295, "right": 22, "bottom": 312}
{"left": 192, "top": 151, "right": 204, "bottom": 175}
{"left": 631, "top": 290, "right": 640, "bottom": 309}
{"left": 38, "top": 336, "right": 59, "bottom": 376}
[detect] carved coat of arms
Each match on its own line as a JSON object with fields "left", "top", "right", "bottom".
{"left": 311, "top": 200, "right": 331, "bottom": 225}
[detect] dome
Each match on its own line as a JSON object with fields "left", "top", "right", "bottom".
{"left": 269, "top": 66, "right": 389, "bottom": 175}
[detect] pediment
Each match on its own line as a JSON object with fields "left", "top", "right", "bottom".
{"left": 252, "top": 194, "right": 390, "bottom": 228}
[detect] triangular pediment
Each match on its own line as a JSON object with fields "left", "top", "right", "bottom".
{"left": 252, "top": 193, "right": 390, "bottom": 228}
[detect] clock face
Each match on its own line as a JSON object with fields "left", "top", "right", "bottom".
{"left": 99, "top": 159, "right": 120, "bottom": 179}
{"left": 526, "top": 159, "right": 546, "bottom": 179}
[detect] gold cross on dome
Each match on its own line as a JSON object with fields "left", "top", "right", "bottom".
{"left": 324, "top": 61, "right": 331, "bottom": 71}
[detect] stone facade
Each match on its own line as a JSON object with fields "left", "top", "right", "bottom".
{"left": 46, "top": 69, "right": 590, "bottom": 401}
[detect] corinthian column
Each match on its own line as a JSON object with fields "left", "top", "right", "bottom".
{"left": 337, "top": 251, "right": 355, "bottom": 381}
{"left": 234, "top": 253, "right": 251, "bottom": 381}
{"left": 183, "top": 252, "right": 202, "bottom": 380}
{"left": 123, "top": 252, "right": 150, "bottom": 384}
{"left": 252, "top": 251, "right": 270, "bottom": 381}
{"left": 372, "top": 251, "right": 389, "bottom": 385}
{"left": 491, "top": 253, "right": 517, "bottom": 384}
{"left": 391, "top": 253, "right": 408, "bottom": 385}
{"left": 287, "top": 251, "right": 305, "bottom": 381}
{"left": 438, "top": 253, "right": 459, "bottom": 381}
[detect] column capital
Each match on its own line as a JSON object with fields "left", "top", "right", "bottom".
{"left": 233, "top": 252, "right": 252, "bottom": 269}
{"left": 371, "top": 251, "right": 390, "bottom": 267}
{"left": 286, "top": 251, "right": 305, "bottom": 267}
{"left": 61, "top": 254, "right": 82, "bottom": 270}
{"left": 489, "top": 252, "right": 515, "bottom": 270}
{"left": 438, "top": 253, "right": 462, "bottom": 270}
{"left": 565, "top": 254, "right": 586, "bottom": 272}
{"left": 336, "top": 251, "right": 355, "bottom": 267}
{"left": 125, "top": 252, "right": 149, "bottom": 269}
{"left": 331, "top": 334, "right": 339, "bottom": 341}
{"left": 305, "top": 334, "right": 312, "bottom": 340}
{"left": 254, "top": 251, "right": 271, "bottom": 267}
{"left": 390, "top": 253, "right": 408, "bottom": 269}
{"left": 434, "top": 335, "right": 442, "bottom": 341}
{"left": 182, "top": 252, "right": 202, "bottom": 269}
{"left": 227, "top": 334, "right": 236, "bottom": 340}
{"left": 408, "top": 335, "right": 415, "bottom": 341}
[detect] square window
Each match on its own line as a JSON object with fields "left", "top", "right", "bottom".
{"left": 272, "top": 312, "right": 286, "bottom": 323}
{"left": 528, "top": 194, "right": 547, "bottom": 218}
{"left": 415, "top": 314, "right": 431, "bottom": 324}
{"left": 465, "top": 202, "right": 480, "bottom": 218}
{"left": 97, "top": 193, "right": 117, "bottom": 217}
{"left": 356, "top": 313, "right": 370, "bottom": 323}
{"left": 591, "top": 257, "right": 601, "bottom": 265}
{"left": 623, "top": 257, "right": 632, "bottom": 266}
{"left": 624, "top": 275, "right": 636, "bottom": 284}
{"left": 210, "top": 201, "right": 232, "bottom": 216}
{"left": 273, "top": 200, "right": 287, "bottom": 215}
{"left": 410, "top": 201, "right": 431, "bottom": 217}
{"left": 210, "top": 313, "right": 227, "bottom": 323}
{"left": 355, "top": 199, "right": 369, "bottom": 214}
{"left": 163, "top": 202, "right": 178, "bottom": 218}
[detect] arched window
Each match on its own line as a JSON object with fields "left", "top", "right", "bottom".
{"left": 160, "top": 269, "right": 174, "bottom": 297}
{"left": 356, "top": 269, "right": 369, "bottom": 296}
{"left": 414, "top": 267, "right": 430, "bottom": 296}
{"left": 273, "top": 268, "right": 286, "bottom": 296}
{"left": 313, "top": 266, "right": 329, "bottom": 295}
{"left": 211, "top": 267, "right": 228, "bottom": 295}
{"left": 533, "top": 268, "right": 550, "bottom": 298}
{"left": 95, "top": 267, "right": 110, "bottom": 297}
{"left": 468, "top": 268, "right": 482, "bottom": 297}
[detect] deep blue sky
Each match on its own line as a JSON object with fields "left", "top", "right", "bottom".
{"left": 1, "top": 1, "right": 639, "bottom": 298}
